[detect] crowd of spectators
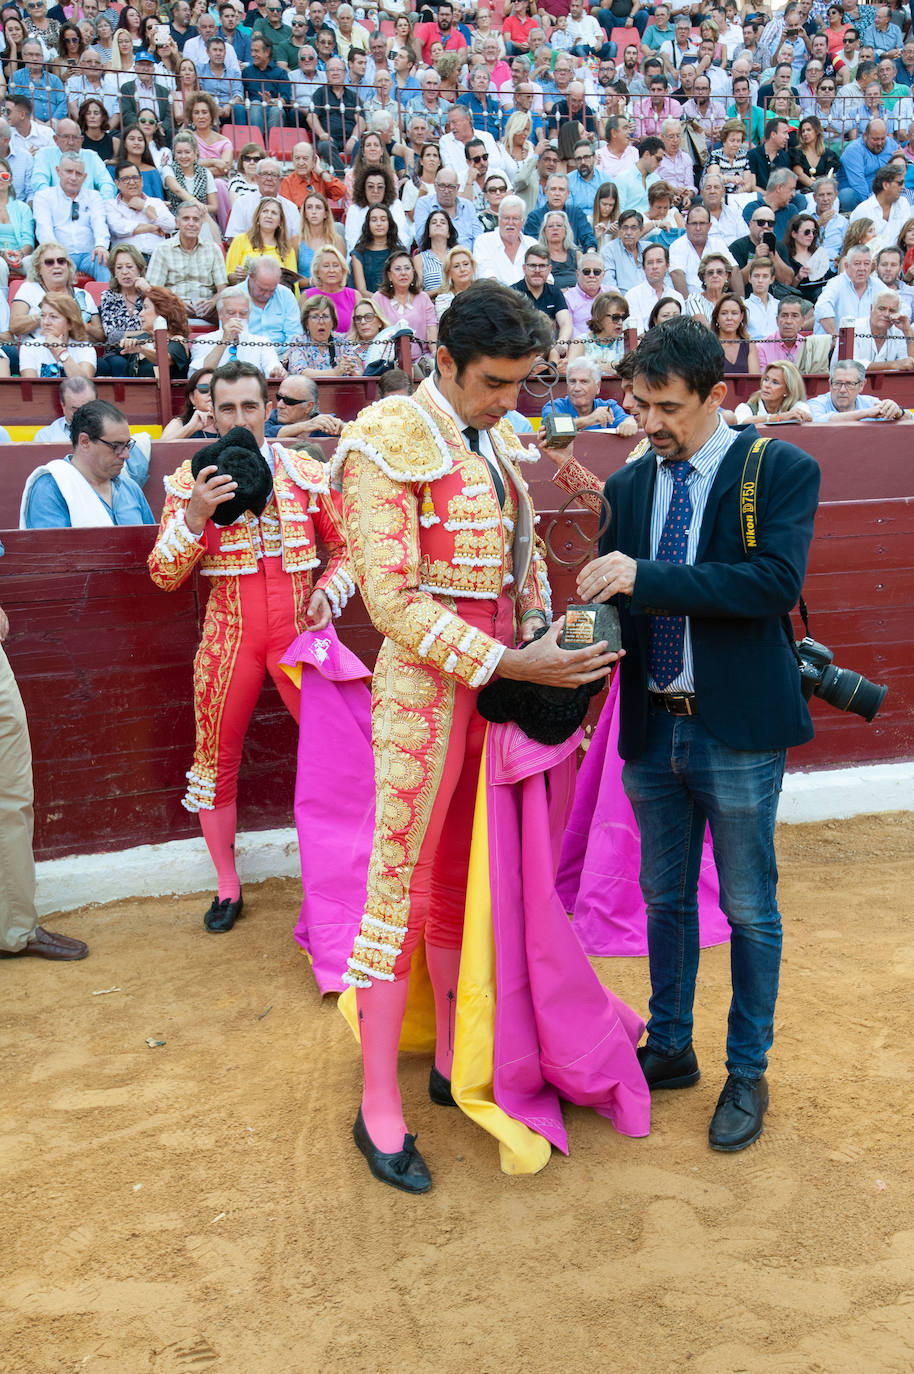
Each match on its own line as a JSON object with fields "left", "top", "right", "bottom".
{"left": 2, "top": 0, "right": 914, "bottom": 525}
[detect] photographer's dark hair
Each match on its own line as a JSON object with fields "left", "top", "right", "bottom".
{"left": 211, "top": 359, "right": 269, "bottom": 405}
{"left": 632, "top": 315, "right": 724, "bottom": 400}
{"left": 70, "top": 399, "right": 127, "bottom": 445}
{"left": 437, "top": 281, "right": 553, "bottom": 377}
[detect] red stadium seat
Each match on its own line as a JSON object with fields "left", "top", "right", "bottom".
{"left": 81, "top": 280, "right": 107, "bottom": 308}
{"left": 611, "top": 26, "right": 641, "bottom": 52}
{"left": 219, "top": 123, "right": 266, "bottom": 151}
{"left": 267, "top": 126, "right": 304, "bottom": 160}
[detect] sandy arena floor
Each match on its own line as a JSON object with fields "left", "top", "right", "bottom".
{"left": 2, "top": 812, "right": 913, "bottom": 1374}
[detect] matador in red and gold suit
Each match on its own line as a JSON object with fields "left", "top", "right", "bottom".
{"left": 149, "top": 413, "right": 352, "bottom": 933}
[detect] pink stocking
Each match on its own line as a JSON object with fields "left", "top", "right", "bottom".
{"left": 198, "top": 804, "right": 240, "bottom": 902}
{"left": 356, "top": 976, "right": 410, "bottom": 1152}
{"left": 426, "top": 942, "right": 461, "bottom": 1080}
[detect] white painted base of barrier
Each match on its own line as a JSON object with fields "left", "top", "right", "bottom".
{"left": 34, "top": 761, "right": 914, "bottom": 917}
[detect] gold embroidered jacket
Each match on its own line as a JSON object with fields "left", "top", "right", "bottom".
{"left": 332, "top": 381, "right": 552, "bottom": 690}
{"left": 148, "top": 444, "right": 354, "bottom": 619}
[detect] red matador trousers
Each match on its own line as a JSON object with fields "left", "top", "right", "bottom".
{"left": 348, "top": 595, "right": 515, "bottom": 984}
{"left": 184, "top": 556, "right": 303, "bottom": 813}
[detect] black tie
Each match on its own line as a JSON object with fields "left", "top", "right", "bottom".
{"left": 464, "top": 426, "right": 505, "bottom": 508}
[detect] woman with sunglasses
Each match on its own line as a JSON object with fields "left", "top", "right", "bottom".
{"left": 0, "top": 155, "right": 33, "bottom": 292}
{"left": 161, "top": 367, "right": 219, "bottom": 440}
{"left": 344, "top": 131, "right": 396, "bottom": 212}
{"left": 11, "top": 243, "right": 104, "bottom": 343}
{"left": 53, "top": 21, "right": 84, "bottom": 78}
{"left": 566, "top": 291, "right": 630, "bottom": 376}
{"left": 228, "top": 144, "right": 265, "bottom": 205}
{"left": 683, "top": 251, "right": 732, "bottom": 324}
{"left": 132, "top": 110, "right": 171, "bottom": 171}
{"left": 781, "top": 213, "right": 832, "bottom": 303}
{"left": 345, "top": 298, "right": 389, "bottom": 370}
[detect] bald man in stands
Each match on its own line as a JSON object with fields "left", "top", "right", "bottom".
{"left": 279, "top": 142, "right": 345, "bottom": 208}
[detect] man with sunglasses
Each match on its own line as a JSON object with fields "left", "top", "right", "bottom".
{"left": 729, "top": 204, "right": 794, "bottom": 289}
{"left": 33, "top": 155, "right": 110, "bottom": 282}
{"left": 265, "top": 374, "right": 343, "bottom": 439}
{"left": 21, "top": 400, "right": 153, "bottom": 529}
{"left": 563, "top": 251, "right": 607, "bottom": 334}
{"left": 106, "top": 163, "right": 176, "bottom": 255}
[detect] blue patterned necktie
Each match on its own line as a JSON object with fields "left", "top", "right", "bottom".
{"left": 649, "top": 459, "right": 693, "bottom": 690}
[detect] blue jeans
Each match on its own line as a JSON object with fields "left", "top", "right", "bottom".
{"left": 232, "top": 101, "right": 282, "bottom": 136}
{"left": 70, "top": 252, "right": 109, "bottom": 283}
{"left": 622, "top": 709, "right": 786, "bottom": 1081}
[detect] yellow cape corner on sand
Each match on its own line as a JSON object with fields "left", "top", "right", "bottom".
{"left": 339, "top": 734, "right": 552, "bottom": 1176}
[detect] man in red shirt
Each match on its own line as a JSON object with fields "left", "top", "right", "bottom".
{"left": 502, "top": 0, "right": 539, "bottom": 54}
{"left": 279, "top": 141, "right": 345, "bottom": 208}
{"left": 413, "top": 0, "right": 468, "bottom": 65}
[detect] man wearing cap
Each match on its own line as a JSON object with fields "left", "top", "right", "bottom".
{"left": 148, "top": 360, "right": 351, "bottom": 933}
{"left": 119, "top": 50, "right": 174, "bottom": 138}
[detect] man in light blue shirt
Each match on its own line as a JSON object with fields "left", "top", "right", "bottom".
{"left": 21, "top": 400, "right": 154, "bottom": 529}
{"left": 31, "top": 120, "right": 116, "bottom": 202}
{"left": 814, "top": 244, "right": 880, "bottom": 333}
{"left": 808, "top": 358, "right": 912, "bottom": 420}
{"left": 837, "top": 118, "right": 897, "bottom": 210}
{"left": 33, "top": 157, "right": 110, "bottom": 282}
{"left": 614, "top": 137, "right": 665, "bottom": 215}
{"left": 9, "top": 41, "right": 67, "bottom": 123}
{"left": 565, "top": 138, "right": 602, "bottom": 215}
{"left": 243, "top": 259, "right": 301, "bottom": 350}
{"left": 32, "top": 378, "right": 150, "bottom": 486}
{"left": 865, "top": 6, "right": 904, "bottom": 56}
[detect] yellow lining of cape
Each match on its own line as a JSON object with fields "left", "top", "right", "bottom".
{"left": 338, "top": 726, "right": 551, "bottom": 1175}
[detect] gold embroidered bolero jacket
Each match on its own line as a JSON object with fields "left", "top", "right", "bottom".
{"left": 148, "top": 443, "right": 354, "bottom": 618}
{"left": 332, "top": 381, "right": 552, "bottom": 691}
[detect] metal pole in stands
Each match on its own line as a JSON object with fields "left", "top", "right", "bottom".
{"left": 154, "top": 325, "right": 174, "bottom": 424}
{"left": 395, "top": 331, "right": 412, "bottom": 374}
{"left": 838, "top": 323, "right": 854, "bottom": 364}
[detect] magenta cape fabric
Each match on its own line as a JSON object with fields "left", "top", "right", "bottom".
{"left": 555, "top": 675, "right": 730, "bottom": 958}
{"left": 281, "top": 628, "right": 374, "bottom": 995}
{"left": 485, "top": 723, "right": 651, "bottom": 1152}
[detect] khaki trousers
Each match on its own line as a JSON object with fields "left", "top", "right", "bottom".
{"left": 0, "top": 644, "right": 37, "bottom": 951}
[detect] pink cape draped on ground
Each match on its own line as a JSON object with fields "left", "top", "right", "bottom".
{"left": 280, "top": 628, "right": 375, "bottom": 995}
{"left": 477, "top": 723, "right": 651, "bottom": 1152}
{"left": 555, "top": 674, "right": 731, "bottom": 958}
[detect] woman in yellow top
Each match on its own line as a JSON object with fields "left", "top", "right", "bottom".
{"left": 225, "top": 198, "right": 297, "bottom": 285}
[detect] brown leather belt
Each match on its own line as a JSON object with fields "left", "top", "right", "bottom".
{"left": 648, "top": 692, "right": 698, "bottom": 716}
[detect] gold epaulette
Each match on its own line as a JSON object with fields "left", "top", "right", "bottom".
{"left": 332, "top": 396, "right": 454, "bottom": 486}
{"left": 163, "top": 460, "right": 195, "bottom": 500}
{"left": 626, "top": 437, "right": 652, "bottom": 464}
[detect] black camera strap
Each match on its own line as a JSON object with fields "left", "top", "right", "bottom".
{"left": 738, "top": 435, "right": 810, "bottom": 643}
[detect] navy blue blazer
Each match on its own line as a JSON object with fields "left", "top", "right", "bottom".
{"left": 600, "top": 426, "right": 821, "bottom": 759}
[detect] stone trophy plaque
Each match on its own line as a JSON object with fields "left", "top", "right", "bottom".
{"left": 545, "top": 492, "right": 621, "bottom": 654}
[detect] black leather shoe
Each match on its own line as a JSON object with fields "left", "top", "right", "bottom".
{"left": 429, "top": 1065, "right": 456, "bottom": 1107}
{"left": 352, "top": 1108, "right": 432, "bottom": 1194}
{"left": 203, "top": 893, "right": 244, "bottom": 933}
{"left": 709, "top": 1074, "right": 768, "bottom": 1152}
{"left": 636, "top": 1042, "right": 701, "bottom": 1090}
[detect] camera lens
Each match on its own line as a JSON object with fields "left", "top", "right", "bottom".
{"left": 816, "top": 665, "right": 887, "bottom": 722}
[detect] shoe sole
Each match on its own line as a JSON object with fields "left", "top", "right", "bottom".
{"left": 648, "top": 1069, "right": 701, "bottom": 1091}
{"left": 709, "top": 1120, "right": 764, "bottom": 1152}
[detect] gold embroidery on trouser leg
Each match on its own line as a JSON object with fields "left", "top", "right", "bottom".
{"left": 184, "top": 580, "right": 244, "bottom": 812}
{"left": 345, "top": 637, "right": 456, "bottom": 984}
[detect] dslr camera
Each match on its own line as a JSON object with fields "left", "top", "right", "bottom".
{"left": 794, "top": 636, "right": 887, "bottom": 722}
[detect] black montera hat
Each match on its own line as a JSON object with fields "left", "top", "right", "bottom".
{"left": 190, "top": 426, "right": 273, "bottom": 526}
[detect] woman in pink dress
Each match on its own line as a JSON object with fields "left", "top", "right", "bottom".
{"left": 371, "top": 250, "right": 437, "bottom": 361}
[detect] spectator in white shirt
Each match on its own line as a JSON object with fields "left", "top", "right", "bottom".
{"left": 745, "top": 256, "right": 780, "bottom": 340}
{"left": 190, "top": 286, "right": 285, "bottom": 376}
{"left": 32, "top": 155, "right": 110, "bottom": 281}
{"left": 669, "top": 202, "right": 737, "bottom": 298}
{"left": 846, "top": 289, "right": 914, "bottom": 370}
{"left": 65, "top": 50, "right": 120, "bottom": 122}
{"left": 473, "top": 194, "right": 537, "bottom": 285}
{"left": 807, "top": 358, "right": 912, "bottom": 420}
{"left": 183, "top": 11, "right": 242, "bottom": 72}
{"left": 849, "top": 165, "right": 910, "bottom": 251}
{"left": 105, "top": 162, "right": 176, "bottom": 255}
{"left": 625, "top": 241, "right": 685, "bottom": 332}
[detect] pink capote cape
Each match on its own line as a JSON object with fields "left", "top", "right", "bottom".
{"left": 280, "top": 628, "right": 374, "bottom": 995}
{"left": 556, "top": 675, "right": 730, "bottom": 957}
{"left": 456, "top": 721, "right": 650, "bottom": 1162}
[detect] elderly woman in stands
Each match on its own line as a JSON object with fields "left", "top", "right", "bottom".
{"left": 345, "top": 298, "right": 390, "bottom": 369}
{"left": 286, "top": 294, "right": 363, "bottom": 378}
{"left": 371, "top": 249, "right": 437, "bottom": 359}
{"left": 98, "top": 243, "right": 146, "bottom": 368}
{"left": 11, "top": 243, "right": 104, "bottom": 344}
{"left": 20, "top": 294, "right": 97, "bottom": 379}
{"left": 566, "top": 291, "right": 629, "bottom": 376}
{"left": 0, "top": 156, "right": 34, "bottom": 292}
{"left": 160, "top": 367, "right": 219, "bottom": 440}
{"left": 226, "top": 197, "right": 296, "bottom": 284}
{"left": 733, "top": 361, "right": 812, "bottom": 425}
{"left": 683, "top": 251, "right": 732, "bottom": 323}
{"left": 303, "top": 246, "right": 361, "bottom": 332}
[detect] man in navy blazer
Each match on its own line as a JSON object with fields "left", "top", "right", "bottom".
{"left": 576, "top": 317, "right": 820, "bottom": 1152}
